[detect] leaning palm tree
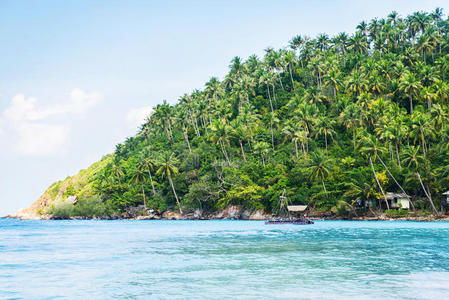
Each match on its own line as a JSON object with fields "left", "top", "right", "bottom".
{"left": 156, "top": 152, "right": 182, "bottom": 214}
{"left": 138, "top": 151, "right": 157, "bottom": 195}
{"left": 360, "top": 133, "right": 389, "bottom": 209}
{"left": 401, "top": 146, "right": 438, "bottom": 214}
{"left": 130, "top": 167, "right": 147, "bottom": 210}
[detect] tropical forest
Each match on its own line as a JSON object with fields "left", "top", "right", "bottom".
{"left": 40, "top": 9, "right": 449, "bottom": 218}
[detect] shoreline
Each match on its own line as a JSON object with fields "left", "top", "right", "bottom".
{"left": 4, "top": 214, "right": 449, "bottom": 222}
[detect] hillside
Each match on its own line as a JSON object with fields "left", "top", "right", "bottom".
{"left": 16, "top": 9, "right": 449, "bottom": 219}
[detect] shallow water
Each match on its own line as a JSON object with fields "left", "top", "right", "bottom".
{"left": 1, "top": 219, "right": 449, "bottom": 299}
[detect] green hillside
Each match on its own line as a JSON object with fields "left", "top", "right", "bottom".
{"left": 30, "top": 9, "right": 449, "bottom": 218}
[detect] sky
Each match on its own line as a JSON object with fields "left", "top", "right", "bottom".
{"left": 1, "top": 0, "right": 449, "bottom": 216}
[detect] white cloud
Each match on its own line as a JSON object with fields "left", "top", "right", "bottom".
{"left": 125, "top": 106, "right": 153, "bottom": 129}
{"left": 3, "top": 89, "right": 102, "bottom": 122}
{"left": 1, "top": 89, "right": 101, "bottom": 156}
{"left": 16, "top": 123, "right": 69, "bottom": 156}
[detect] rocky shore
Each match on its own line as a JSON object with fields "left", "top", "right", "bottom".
{"left": 6, "top": 205, "right": 449, "bottom": 221}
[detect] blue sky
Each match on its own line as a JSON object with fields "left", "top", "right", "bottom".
{"left": 1, "top": 0, "right": 448, "bottom": 216}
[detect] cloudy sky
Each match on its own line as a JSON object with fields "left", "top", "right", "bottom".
{"left": 1, "top": 0, "right": 448, "bottom": 216}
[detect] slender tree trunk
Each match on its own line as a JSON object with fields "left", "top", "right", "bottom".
{"left": 322, "top": 179, "right": 328, "bottom": 198}
{"left": 353, "top": 127, "right": 356, "bottom": 151}
{"left": 270, "top": 123, "right": 275, "bottom": 150}
{"left": 396, "top": 141, "right": 401, "bottom": 169}
{"left": 301, "top": 141, "right": 307, "bottom": 159}
{"left": 369, "top": 156, "right": 389, "bottom": 210}
{"left": 219, "top": 140, "right": 230, "bottom": 165}
{"left": 239, "top": 140, "right": 246, "bottom": 162}
{"left": 294, "top": 139, "right": 298, "bottom": 158}
{"left": 277, "top": 72, "right": 285, "bottom": 90}
{"left": 289, "top": 64, "right": 295, "bottom": 90}
{"left": 168, "top": 175, "right": 182, "bottom": 214}
{"left": 183, "top": 126, "right": 192, "bottom": 153}
{"left": 148, "top": 170, "right": 156, "bottom": 195}
{"left": 166, "top": 119, "right": 174, "bottom": 142}
{"left": 324, "top": 133, "right": 328, "bottom": 155}
{"left": 261, "top": 153, "right": 266, "bottom": 167}
{"left": 389, "top": 144, "right": 393, "bottom": 162}
{"left": 409, "top": 93, "right": 413, "bottom": 114}
{"left": 272, "top": 85, "right": 277, "bottom": 108}
{"left": 417, "top": 172, "right": 438, "bottom": 215}
{"left": 141, "top": 182, "right": 147, "bottom": 210}
{"left": 266, "top": 84, "right": 274, "bottom": 112}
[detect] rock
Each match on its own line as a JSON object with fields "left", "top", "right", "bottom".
{"left": 248, "top": 210, "right": 269, "bottom": 220}
{"left": 162, "top": 210, "right": 183, "bottom": 220}
{"left": 194, "top": 209, "right": 203, "bottom": 218}
{"left": 65, "top": 196, "right": 78, "bottom": 205}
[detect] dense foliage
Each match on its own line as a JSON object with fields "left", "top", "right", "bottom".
{"left": 54, "top": 9, "right": 449, "bottom": 216}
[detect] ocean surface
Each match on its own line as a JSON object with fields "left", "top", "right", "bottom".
{"left": 1, "top": 219, "right": 449, "bottom": 299}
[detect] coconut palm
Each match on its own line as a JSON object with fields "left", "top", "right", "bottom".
{"left": 156, "top": 152, "right": 182, "bottom": 214}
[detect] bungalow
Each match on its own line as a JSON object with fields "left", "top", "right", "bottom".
{"left": 384, "top": 193, "right": 411, "bottom": 210}
{"left": 442, "top": 191, "right": 449, "bottom": 208}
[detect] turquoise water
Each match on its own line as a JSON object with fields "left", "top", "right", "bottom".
{"left": 1, "top": 219, "right": 449, "bottom": 299}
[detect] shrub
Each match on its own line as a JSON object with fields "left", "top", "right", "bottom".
{"left": 385, "top": 209, "right": 408, "bottom": 218}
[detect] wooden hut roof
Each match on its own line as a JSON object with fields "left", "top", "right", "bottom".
{"left": 385, "top": 193, "right": 411, "bottom": 199}
{"left": 287, "top": 205, "right": 308, "bottom": 212}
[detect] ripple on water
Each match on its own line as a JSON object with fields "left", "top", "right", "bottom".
{"left": 1, "top": 219, "right": 449, "bottom": 299}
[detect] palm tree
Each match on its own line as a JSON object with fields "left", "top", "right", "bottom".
{"left": 209, "top": 118, "right": 231, "bottom": 165}
{"left": 156, "top": 152, "right": 182, "bottom": 214}
{"left": 401, "top": 146, "right": 438, "bottom": 214}
{"left": 314, "top": 116, "right": 336, "bottom": 155}
{"left": 139, "top": 151, "right": 157, "bottom": 195}
{"left": 360, "top": 134, "right": 389, "bottom": 209}
{"left": 307, "top": 150, "right": 332, "bottom": 197}
{"left": 253, "top": 141, "right": 270, "bottom": 167}
{"left": 112, "top": 160, "right": 124, "bottom": 185}
{"left": 399, "top": 71, "right": 422, "bottom": 114}
{"left": 131, "top": 167, "right": 147, "bottom": 210}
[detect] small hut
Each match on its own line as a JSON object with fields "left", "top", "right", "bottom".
{"left": 287, "top": 205, "right": 308, "bottom": 217}
{"left": 442, "top": 191, "right": 449, "bottom": 208}
{"left": 384, "top": 193, "right": 411, "bottom": 210}
{"left": 443, "top": 191, "right": 449, "bottom": 199}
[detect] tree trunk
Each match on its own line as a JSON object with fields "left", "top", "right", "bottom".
{"left": 353, "top": 127, "right": 356, "bottom": 151}
{"left": 277, "top": 72, "right": 285, "bottom": 90}
{"left": 409, "top": 93, "right": 413, "bottom": 114}
{"left": 220, "top": 140, "right": 230, "bottom": 165}
{"left": 266, "top": 84, "right": 274, "bottom": 112}
{"left": 324, "top": 133, "right": 328, "bottom": 155}
{"left": 369, "top": 156, "right": 389, "bottom": 210}
{"left": 396, "top": 141, "right": 401, "bottom": 169}
{"left": 289, "top": 64, "right": 295, "bottom": 90}
{"left": 301, "top": 141, "right": 307, "bottom": 159}
{"left": 166, "top": 119, "right": 174, "bottom": 142}
{"left": 168, "top": 175, "right": 182, "bottom": 214}
{"left": 148, "top": 170, "right": 156, "bottom": 195}
{"left": 322, "top": 179, "right": 328, "bottom": 198}
{"left": 270, "top": 123, "right": 275, "bottom": 150}
{"left": 294, "top": 139, "right": 298, "bottom": 158}
{"left": 183, "top": 126, "right": 192, "bottom": 153}
{"left": 417, "top": 172, "right": 438, "bottom": 215}
{"left": 239, "top": 140, "right": 246, "bottom": 162}
{"left": 141, "top": 182, "right": 147, "bottom": 210}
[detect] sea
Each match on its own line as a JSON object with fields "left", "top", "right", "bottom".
{"left": 1, "top": 218, "right": 449, "bottom": 299}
